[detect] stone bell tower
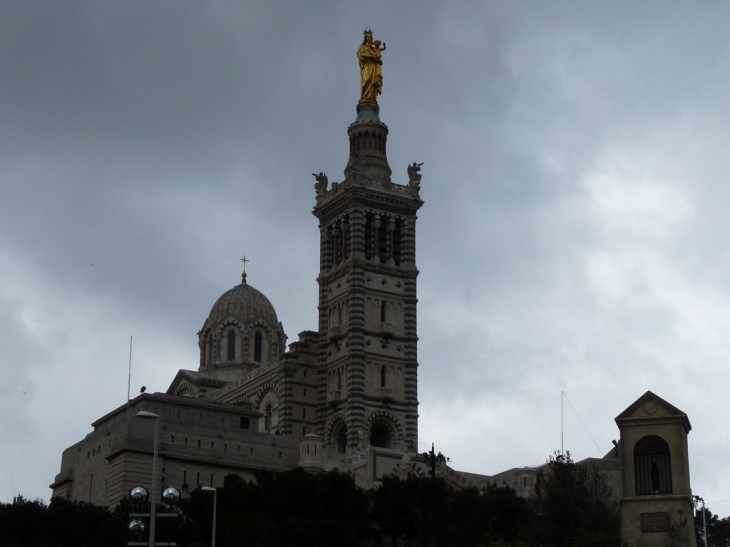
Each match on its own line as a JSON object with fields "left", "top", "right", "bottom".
{"left": 312, "top": 83, "right": 423, "bottom": 458}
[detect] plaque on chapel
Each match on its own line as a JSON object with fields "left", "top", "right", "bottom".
{"left": 640, "top": 512, "right": 670, "bottom": 533}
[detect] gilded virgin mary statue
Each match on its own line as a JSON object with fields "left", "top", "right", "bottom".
{"left": 358, "top": 30, "right": 385, "bottom": 103}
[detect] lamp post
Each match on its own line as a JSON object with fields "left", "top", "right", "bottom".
{"left": 420, "top": 443, "right": 449, "bottom": 478}
{"left": 201, "top": 486, "right": 217, "bottom": 547}
{"left": 693, "top": 495, "right": 709, "bottom": 547}
{"left": 136, "top": 411, "right": 159, "bottom": 547}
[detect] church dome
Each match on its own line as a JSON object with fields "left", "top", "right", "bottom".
{"left": 207, "top": 272, "right": 279, "bottom": 325}
{"left": 197, "top": 271, "right": 287, "bottom": 380}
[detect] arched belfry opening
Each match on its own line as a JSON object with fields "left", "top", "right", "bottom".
{"left": 370, "top": 419, "right": 395, "bottom": 449}
{"left": 323, "top": 215, "right": 353, "bottom": 269}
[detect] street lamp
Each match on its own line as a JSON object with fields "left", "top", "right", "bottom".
{"left": 693, "top": 495, "right": 709, "bottom": 547}
{"left": 136, "top": 411, "right": 159, "bottom": 547}
{"left": 201, "top": 486, "right": 217, "bottom": 547}
{"left": 420, "top": 443, "right": 450, "bottom": 478}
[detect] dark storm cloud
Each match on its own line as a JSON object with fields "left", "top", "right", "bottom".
{"left": 3, "top": 1, "right": 730, "bottom": 505}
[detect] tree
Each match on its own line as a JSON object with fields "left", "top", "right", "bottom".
{"left": 0, "top": 496, "right": 125, "bottom": 547}
{"left": 0, "top": 496, "right": 47, "bottom": 547}
{"left": 372, "top": 474, "right": 462, "bottom": 546}
{"left": 528, "top": 452, "right": 621, "bottom": 547}
{"left": 480, "top": 482, "right": 530, "bottom": 543}
{"left": 372, "top": 474, "right": 529, "bottom": 547}
{"left": 694, "top": 505, "right": 730, "bottom": 547}
{"left": 179, "top": 468, "right": 371, "bottom": 547}
{"left": 711, "top": 514, "right": 730, "bottom": 547}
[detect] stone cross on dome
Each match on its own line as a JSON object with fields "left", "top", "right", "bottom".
{"left": 240, "top": 255, "right": 249, "bottom": 284}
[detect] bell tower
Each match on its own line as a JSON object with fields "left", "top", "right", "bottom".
{"left": 312, "top": 69, "right": 423, "bottom": 457}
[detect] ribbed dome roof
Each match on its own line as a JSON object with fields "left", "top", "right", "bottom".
{"left": 207, "top": 273, "right": 279, "bottom": 325}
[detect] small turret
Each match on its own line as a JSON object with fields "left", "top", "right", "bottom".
{"left": 298, "top": 433, "right": 324, "bottom": 473}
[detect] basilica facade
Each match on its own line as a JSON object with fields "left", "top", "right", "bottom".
{"left": 50, "top": 48, "right": 698, "bottom": 546}
{"left": 50, "top": 92, "right": 485, "bottom": 509}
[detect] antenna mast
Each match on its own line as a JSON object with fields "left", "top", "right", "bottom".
{"left": 561, "top": 390, "right": 564, "bottom": 455}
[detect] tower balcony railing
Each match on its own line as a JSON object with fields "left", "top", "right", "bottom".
{"left": 380, "top": 387, "right": 393, "bottom": 399}
{"left": 380, "top": 322, "right": 393, "bottom": 336}
{"left": 328, "top": 390, "right": 342, "bottom": 403}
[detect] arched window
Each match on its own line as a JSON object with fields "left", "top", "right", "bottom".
{"left": 264, "top": 403, "right": 272, "bottom": 433}
{"left": 634, "top": 435, "right": 672, "bottom": 495}
{"left": 207, "top": 335, "right": 214, "bottom": 365}
{"left": 254, "top": 332, "right": 262, "bottom": 363}
{"left": 380, "top": 301, "right": 387, "bottom": 323}
{"left": 258, "top": 393, "right": 278, "bottom": 433}
{"left": 336, "top": 423, "right": 347, "bottom": 453}
{"left": 227, "top": 330, "right": 236, "bottom": 361}
{"left": 380, "top": 365, "right": 387, "bottom": 388}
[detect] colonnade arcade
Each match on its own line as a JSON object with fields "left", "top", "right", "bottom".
{"left": 326, "top": 412, "right": 402, "bottom": 454}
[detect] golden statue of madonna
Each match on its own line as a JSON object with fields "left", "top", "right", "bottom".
{"left": 358, "top": 30, "right": 386, "bottom": 103}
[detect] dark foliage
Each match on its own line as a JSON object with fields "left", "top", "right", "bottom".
{"left": 0, "top": 496, "right": 125, "bottom": 547}
{"left": 1, "top": 458, "right": 622, "bottom": 546}
{"left": 694, "top": 505, "right": 730, "bottom": 547}
{"left": 179, "top": 468, "right": 371, "bottom": 547}
{"left": 372, "top": 475, "right": 528, "bottom": 547}
{"left": 528, "top": 452, "right": 621, "bottom": 547}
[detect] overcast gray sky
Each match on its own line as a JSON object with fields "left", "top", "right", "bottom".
{"left": 3, "top": 1, "right": 730, "bottom": 509}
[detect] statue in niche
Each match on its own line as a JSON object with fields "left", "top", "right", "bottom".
{"left": 358, "top": 30, "right": 385, "bottom": 103}
{"left": 313, "top": 172, "right": 328, "bottom": 195}
{"left": 407, "top": 162, "right": 423, "bottom": 187}
{"left": 398, "top": 453, "right": 414, "bottom": 479}
{"left": 650, "top": 461, "right": 661, "bottom": 493}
